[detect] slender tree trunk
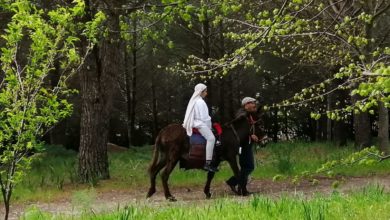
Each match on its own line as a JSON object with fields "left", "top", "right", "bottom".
{"left": 129, "top": 16, "right": 137, "bottom": 147}
{"left": 352, "top": 95, "right": 371, "bottom": 150}
{"left": 218, "top": 22, "right": 226, "bottom": 123}
{"left": 219, "top": 78, "right": 225, "bottom": 122}
{"left": 125, "top": 41, "right": 132, "bottom": 147}
{"left": 227, "top": 73, "right": 235, "bottom": 118}
{"left": 3, "top": 188, "right": 10, "bottom": 220}
{"left": 315, "top": 119, "right": 322, "bottom": 141}
{"left": 151, "top": 79, "right": 158, "bottom": 139}
{"left": 333, "top": 120, "right": 347, "bottom": 146}
{"left": 2, "top": 167, "right": 13, "bottom": 220}
{"left": 201, "top": 17, "right": 212, "bottom": 111}
{"left": 126, "top": 16, "right": 138, "bottom": 147}
{"left": 327, "top": 93, "right": 333, "bottom": 141}
{"left": 201, "top": 19, "right": 210, "bottom": 62}
{"left": 283, "top": 108, "right": 289, "bottom": 140}
{"left": 378, "top": 101, "right": 389, "bottom": 153}
{"left": 272, "top": 108, "right": 278, "bottom": 142}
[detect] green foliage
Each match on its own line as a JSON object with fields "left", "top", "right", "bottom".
{"left": 0, "top": 0, "right": 104, "bottom": 214}
{"left": 167, "top": 1, "right": 389, "bottom": 120}
{"left": 281, "top": 146, "right": 386, "bottom": 187}
{"left": 315, "top": 146, "right": 381, "bottom": 177}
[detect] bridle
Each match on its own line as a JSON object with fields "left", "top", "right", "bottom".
{"left": 248, "top": 114, "right": 261, "bottom": 137}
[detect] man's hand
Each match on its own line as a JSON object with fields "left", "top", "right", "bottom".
{"left": 250, "top": 134, "right": 259, "bottom": 142}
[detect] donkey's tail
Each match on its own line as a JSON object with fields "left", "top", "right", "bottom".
{"left": 148, "top": 135, "right": 161, "bottom": 172}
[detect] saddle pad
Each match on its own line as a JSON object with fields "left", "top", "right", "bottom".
{"left": 189, "top": 144, "right": 205, "bottom": 160}
{"left": 190, "top": 133, "right": 206, "bottom": 145}
{"left": 189, "top": 134, "right": 206, "bottom": 160}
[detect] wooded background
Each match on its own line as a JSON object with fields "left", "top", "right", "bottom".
{"left": 1, "top": 0, "right": 389, "bottom": 182}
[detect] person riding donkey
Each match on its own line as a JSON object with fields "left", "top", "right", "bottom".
{"left": 226, "top": 97, "right": 261, "bottom": 196}
{"left": 182, "top": 83, "right": 219, "bottom": 172}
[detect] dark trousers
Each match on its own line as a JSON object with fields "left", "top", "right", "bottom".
{"left": 226, "top": 144, "right": 255, "bottom": 193}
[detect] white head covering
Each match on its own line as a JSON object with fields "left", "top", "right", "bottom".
{"left": 183, "top": 83, "right": 207, "bottom": 136}
{"left": 241, "top": 97, "right": 256, "bottom": 106}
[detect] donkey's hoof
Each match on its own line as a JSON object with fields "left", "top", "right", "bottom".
{"left": 146, "top": 189, "right": 156, "bottom": 198}
{"left": 205, "top": 192, "right": 212, "bottom": 199}
{"left": 167, "top": 196, "right": 177, "bottom": 202}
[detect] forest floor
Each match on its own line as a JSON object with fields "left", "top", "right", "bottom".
{"left": 2, "top": 174, "right": 390, "bottom": 219}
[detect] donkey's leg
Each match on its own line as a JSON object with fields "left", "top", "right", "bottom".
{"left": 203, "top": 161, "right": 221, "bottom": 199}
{"left": 147, "top": 153, "right": 167, "bottom": 198}
{"left": 160, "top": 157, "right": 179, "bottom": 201}
{"left": 227, "top": 157, "right": 241, "bottom": 195}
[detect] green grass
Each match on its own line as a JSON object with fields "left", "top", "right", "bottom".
{"left": 7, "top": 141, "right": 390, "bottom": 203}
{"left": 20, "top": 184, "right": 390, "bottom": 220}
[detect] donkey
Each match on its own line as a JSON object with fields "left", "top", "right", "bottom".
{"left": 146, "top": 112, "right": 265, "bottom": 201}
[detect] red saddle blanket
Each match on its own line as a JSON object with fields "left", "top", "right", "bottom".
{"left": 192, "top": 123, "right": 222, "bottom": 135}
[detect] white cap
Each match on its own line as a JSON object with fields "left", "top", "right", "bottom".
{"left": 241, "top": 97, "right": 256, "bottom": 106}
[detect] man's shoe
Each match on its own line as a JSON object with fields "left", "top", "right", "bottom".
{"left": 238, "top": 187, "right": 252, "bottom": 196}
{"left": 241, "top": 190, "right": 252, "bottom": 196}
{"left": 225, "top": 180, "right": 238, "bottom": 194}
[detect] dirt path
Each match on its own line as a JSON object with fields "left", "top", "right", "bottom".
{"left": 2, "top": 174, "right": 390, "bottom": 219}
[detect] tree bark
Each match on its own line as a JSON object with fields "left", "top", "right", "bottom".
{"left": 127, "top": 16, "right": 138, "bottom": 147}
{"left": 78, "top": 1, "right": 123, "bottom": 182}
{"left": 378, "top": 101, "right": 389, "bottom": 153}
{"left": 283, "top": 108, "right": 289, "bottom": 140}
{"left": 272, "top": 108, "right": 278, "bottom": 142}
{"left": 151, "top": 79, "right": 158, "bottom": 140}
{"left": 326, "top": 93, "right": 333, "bottom": 141}
{"left": 352, "top": 95, "right": 371, "bottom": 150}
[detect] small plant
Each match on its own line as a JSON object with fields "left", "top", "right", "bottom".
{"left": 271, "top": 144, "right": 295, "bottom": 174}
{"left": 71, "top": 188, "right": 97, "bottom": 212}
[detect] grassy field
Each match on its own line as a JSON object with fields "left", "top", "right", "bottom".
{"left": 10, "top": 141, "right": 390, "bottom": 202}
{"left": 21, "top": 184, "right": 390, "bottom": 220}
{"left": 4, "top": 141, "right": 390, "bottom": 219}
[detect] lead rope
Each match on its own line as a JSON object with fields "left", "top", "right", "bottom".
{"left": 230, "top": 124, "right": 242, "bottom": 154}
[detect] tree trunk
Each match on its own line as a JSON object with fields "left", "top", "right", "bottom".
{"left": 151, "top": 79, "right": 158, "bottom": 140}
{"left": 129, "top": 16, "right": 137, "bottom": 147}
{"left": 219, "top": 78, "right": 225, "bottom": 123}
{"left": 315, "top": 119, "right": 322, "bottom": 141}
{"left": 351, "top": 1, "right": 373, "bottom": 150}
{"left": 283, "top": 108, "right": 289, "bottom": 140}
{"left": 272, "top": 108, "right": 278, "bottom": 142}
{"left": 326, "top": 93, "right": 333, "bottom": 141}
{"left": 218, "top": 22, "right": 226, "bottom": 123}
{"left": 227, "top": 73, "right": 235, "bottom": 119}
{"left": 125, "top": 40, "right": 132, "bottom": 147}
{"left": 78, "top": 1, "right": 122, "bottom": 182}
{"left": 125, "top": 16, "right": 138, "bottom": 147}
{"left": 378, "top": 101, "right": 389, "bottom": 153}
{"left": 333, "top": 83, "right": 348, "bottom": 146}
{"left": 333, "top": 120, "right": 347, "bottom": 146}
{"left": 352, "top": 95, "right": 371, "bottom": 150}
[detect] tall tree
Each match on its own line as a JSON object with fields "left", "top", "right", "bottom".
{"left": 78, "top": 0, "right": 124, "bottom": 182}
{"left": 0, "top": 0, "right": 95, "bottom": 218}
